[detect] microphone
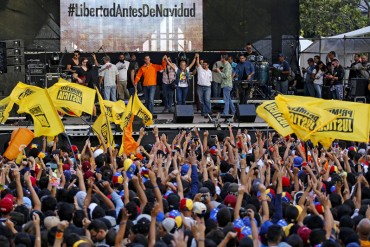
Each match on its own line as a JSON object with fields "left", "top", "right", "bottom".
{"left": 97, "top": 45, "right": 104, "bottom": 53}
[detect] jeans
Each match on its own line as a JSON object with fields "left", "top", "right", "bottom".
{"left": 197, "top": 85, "right": 211, "bottom": 115}
{"left": 212, "top": 81, "right": 221, "bottom": 98}
{"left": 314, "top": 84, "right": 322, "bottom": 98}
{"left": 176, "top": 86, "right": 188, "bottom": 105}
{"left": 144, "top": 86, "right": 156, "bottom": 113}
{"left": 104, "top": 86, "right": 117, "bottom": 101}
{"left": 162, "top": 83, "right": 174, "bottom": 110}
{"left": 332, "top": 84, "right": 343, "bottom": 100}
{"left": 128, "top": 87, "right": 135, "bottom": 96}
{"left": 276, "top": 80, "right": 288, "bottom": 95}
{"left": 304, "top": 82, "right": 315, "bottom": 97}
{"left": 222, "top": 86, "right": 235, "bottom": 115}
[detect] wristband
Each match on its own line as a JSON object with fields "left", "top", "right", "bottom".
{"left": 198, "top": 239, "right": 205, "bottom": 242}
{"left": 56, "top": 231, "right": 64, "bottom": 239}
{"left": 120, "top": 221, "right": 127, "bottom": 225}
{"left": 153, "top": 185, "right": 159, "bottom": 189}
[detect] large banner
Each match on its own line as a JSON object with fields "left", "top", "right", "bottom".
{"left": 60, "top": 0, "right": 203, "bottom": 52}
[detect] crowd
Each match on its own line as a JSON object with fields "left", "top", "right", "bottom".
{"left": 301, "top": 51, "right": 370, "bottom": 100}
{"left": 0, "top": 125, "right": 369, "bottom": 247}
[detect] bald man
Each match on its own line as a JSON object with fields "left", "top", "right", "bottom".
{"left": 357, "top": 218, "right": 370, "bottom": 247}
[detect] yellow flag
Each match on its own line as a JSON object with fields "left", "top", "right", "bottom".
{"left": 92, "top": 114, "right": 115, "bottom": 147}
{"left": 10, "top": 82, "right": 42, "bottom": 105}
{"left": 48, "top": 79, "right": 96, "bottom": 116}
{"left": 283, "top": 95, "right": 370, "bottom": 143}
{"left": 92, "top": 87, "right": 114, "bottom": 147}
{"left": 0, "top": 97, "right": 15, "bottom": 124}
{"left": 103, "top": 100, "right": 126, "bottom": 124}
{"left": 17, "top": 89, "right": 64, "bottom": 137}
{"left": 120, "top": 95, "right": 137, "bottom": 129}
{"left": 256, "top": 100, "right": 294, "bottom": 137}
{"left": 133, "top": 93, "right": 153, "bottom": 126}
{"left": 275, "top": 95, "right": 338, "bottom": 141}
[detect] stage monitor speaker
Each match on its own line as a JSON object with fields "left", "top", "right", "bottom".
{"left": 174, "top": 105, "right": 194, "bottom": 123}
{"left": 350, "top": 78, "right": 368, "bottom": 97}
{"left": 237, "top": 104, "right": 256, "bottom": 122}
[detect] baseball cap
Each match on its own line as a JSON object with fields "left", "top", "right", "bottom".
{"left": 224, "top": 194, "right": 237, "bottom": 208}
{"left": 112, "top": 172, "right": 123, "bottom": 185}
{"left": 179, "top": 198, "right": 193, "bottom": 211}
{"left": 181, "top": 164, "right": 190, "bottom": 176}
{"left": 44, "top": 216, "right": 60, "bottom": 230}
{"left": 82, "top": 161, "right": 91, "bottom": 172}
{"left": 278, "top": 53, "right": 285, "bottom": 57}
{"left": 297, "top": 226, "right": 311, "bottom": 245}
{"left": 259, "top": 220, "right": 273, "bottom": 235}
{"left": 168, "top": 210, "right": 182, "bottom": 228}
{"left": 228, "top": 183, "right": 239, "bottom": 194}
{"left": 193, "top": 202, "right": 207, "bottom": 216}
{"left": 162, "top": 218, "right": 177, "bottom": 234}
{"left": 126, "top": 164, "right": 136, "bottom": 179}
{"left": 93, "top": 148, "right": 104, "bottom": 158}
{"left": 282, "top": 177, "right": 290, "bottom": 188}
{"left": 0, "top": 196, "right": 13, "bottom": 214}
{"left": 294, "top": 156, "right": 303, "bottom": 167}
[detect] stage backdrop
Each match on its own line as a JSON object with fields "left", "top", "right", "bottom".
{"left": 60, "top": 0, "right": 203, "bottom": 52}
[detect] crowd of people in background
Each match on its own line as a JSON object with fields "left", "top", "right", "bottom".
{"left": 0, "top": 126, "right": 369, "bottom": 247}
{"left": 301, "top": 51, "right": 370, "bottom": 100}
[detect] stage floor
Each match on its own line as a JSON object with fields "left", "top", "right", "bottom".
{"left": 1, "top": 105, "right": 268, "bottom": 136}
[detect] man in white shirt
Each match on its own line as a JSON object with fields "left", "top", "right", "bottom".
{"left": 196, "top": 54, "right": 212, "bottom": 116}
{"left": 116, "top": 53, "right": 130, "bottom": 100}
{"left": 99, "top": 56, "right": 119, "bottom": 101}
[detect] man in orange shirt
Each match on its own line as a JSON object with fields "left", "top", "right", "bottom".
{"left": 134, "top": 55, "right": 167, "bottom": 113}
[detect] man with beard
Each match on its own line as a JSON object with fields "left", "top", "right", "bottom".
{"left": 116, "top": 53, "right": 130, "bottom": 100}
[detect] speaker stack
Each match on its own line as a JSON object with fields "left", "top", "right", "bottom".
{"left": 0, "top": 40, "right": 26, "bottom": 98}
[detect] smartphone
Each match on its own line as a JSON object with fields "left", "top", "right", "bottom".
{"left": 206, "top": 156, "right": 211, "bottom": 162}
{"left": 210, "top": 135, "right": 217, "bottom": 139}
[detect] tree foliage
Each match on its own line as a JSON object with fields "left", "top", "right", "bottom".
{"left": 300, "top": 0, "right": 368, "bottom": 38}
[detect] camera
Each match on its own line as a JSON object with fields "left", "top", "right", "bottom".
{"left": 201, "top": 193, "right": 208, "bottom": 202}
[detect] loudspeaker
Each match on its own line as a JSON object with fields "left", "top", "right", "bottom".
{"left": 174, "top": 105, "right": 194, "bottom": 123}
{"left": 350, "top": 78, "right": 368, "bottom": 97}
{"left": 237, "top": 104, "right": 256, "bottom": 122}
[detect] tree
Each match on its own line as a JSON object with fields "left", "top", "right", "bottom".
{"left": 300, "top": 0, "right": 368, "bottom": 38}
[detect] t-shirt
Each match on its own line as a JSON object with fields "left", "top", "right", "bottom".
{"left": 116, "top": 60, "right": 130, "bottom": 81}
{"left": 100, "top": 63, "right": 119, "bottom": 87}
{"left": 197, "top": 65, "right": 212, "bottom": 87}
{"left": 312, "top": 69, "right": 324, "bottom": 85}
{"left": 85, "top": 66, "right": 99, "bottom": 88}
{"left": 178, "top": 67, "right": 190, "bottom": 88}
{"left": 212, "top": 61, "right": 223, "bottom": 83}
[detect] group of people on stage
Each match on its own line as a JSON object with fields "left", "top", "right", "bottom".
{"left": 301, "top": 51, "right": 370, "bottom": 100}
{"left": 66, "top": 49, "right": 260, "bottom": 118}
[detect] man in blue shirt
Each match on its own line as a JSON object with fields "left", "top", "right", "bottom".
{"left": 276, "top": 53, "right": 290, "bottom": 95}
{"left": 233, "top": 53, "right": 255, "bottom": 104}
